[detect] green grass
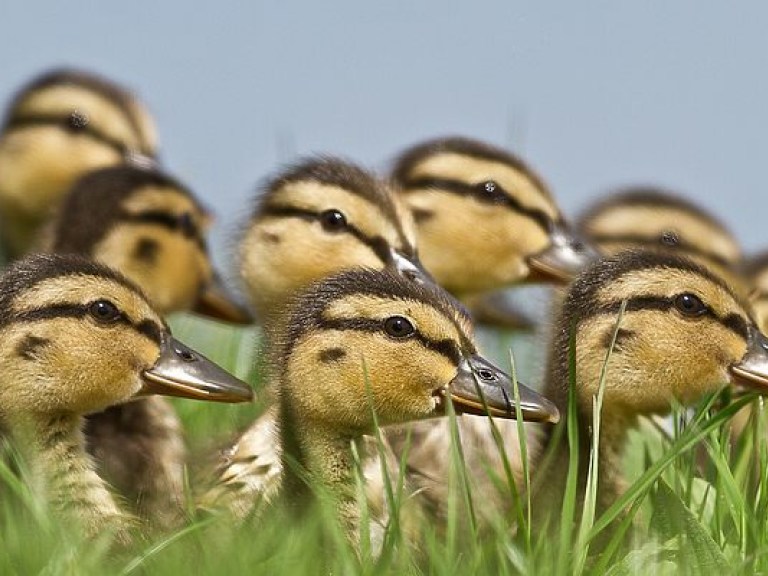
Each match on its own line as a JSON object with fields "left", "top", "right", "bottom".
{"left": 3, "top": 312, "right": 768, "bottom": 575}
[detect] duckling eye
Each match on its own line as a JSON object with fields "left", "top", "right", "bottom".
{"left": 383, "top": 316, "right": 415, "bottom": 338}
{"left": 178, "top": 212, "right": 197, "bottom": 238}
{"left": 660, "top": 230, "right": 680, "bottom": 247}
{"left": 67, "top": 110, "right": 89, "bottom": 131}
{"left": 674, "top": 293, "right": 708, "bottom": 317}
{"left": 88, "top": 300, "right": 121, "bottom": 323}
{"left": 319, "top": 209, "right": 347, "bottom": 232}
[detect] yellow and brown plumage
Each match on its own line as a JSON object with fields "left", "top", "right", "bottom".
{"left": 267, "top": 268, "right": 557, "bottom": 547}
{"left": 391, "top": 135, "right": 598, "bottom": 327}
{"left": 0, "top": 68, "right": 159, "bottom": 259}
{"left": 40, "top": 164, "right": 252, "bottom": 529}
{"left": 535, "top": 250, "right": 768, "bottom": 521}
{"left": 0, "top": 253, "right": 251, "bottom": 544}
{"left": 204, "top": 156, "right": 436, "bottom": 518}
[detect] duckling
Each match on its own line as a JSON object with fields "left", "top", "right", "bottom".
{"left": 204, "top": 156, "right": 435, "bottom": 517}
{"left": 0, "top": 68, "right": 158, "bottom": 259}
{"left": 239, "top": 156, "right": 431, "bottom": 321}
{"left": 535, "top": 250, "right": 768, "bottom": 520}
{"left": 390, "top": 135, "right": 598, "bottom": 326}
{"left": 0, "top": 253, "right": 252, "bottom": 544}
{"left": 268, "top": 268, "right": 558, "bottom": 547}
{"left": 742, "top": 253, "right": 768, "bottom": 332}
{"left": 38, "top": 164, "right": 252, "bottom": 529}
{"left": 577, "top": 187, "right": 743, "bottom": 282}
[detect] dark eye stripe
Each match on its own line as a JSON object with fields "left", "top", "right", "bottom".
{"left": 401, "top": 176, "right": 556, "bottom": 234}
{"left": 317, "top": 317, "right": 463, "bottom": 365}
{"left": 589, "top": 232, "right": 734, "bottom": 268}
{"left": 118, "top": 210, "right": 206, "bottom": 248}
{"left": 260, "top": 205, "right": 395, "bottom": 265}
{"left": 5, "top": 303, "right": 163, "bottom": 345}
{"left": 4, "top": 113, "right": 148, "bottom": 159}
{"left": 586, "top": 295, "right": 749, "bottom": 340}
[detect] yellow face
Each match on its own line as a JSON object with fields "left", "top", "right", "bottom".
{"left": 92, "top": 186, "right": 213, "bottom": 315}
{"left": 398, "top": 151, "right": 562, "bottom": 295}
{"left": 241, "top": 179, "right": 418, "bottom": 318}
{"left": 281, "top": 293, "right": 472, "bottom": 434}
{"left": 0, "top": 273, "right": 165, "bottom": 418}
{"left": 0, "top": 80, "right": 156, "bottom": 256}
{"left": 570, "top": 264, "right": 753, "bottom": 419}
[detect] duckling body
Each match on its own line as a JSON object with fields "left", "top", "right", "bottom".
{"left": 0, "top": 68, "right": 158, "bottom": 259}
{"left": 0, "top": 254, "right": 251, "bottom": 543}
{"left": 204, "top": 157, "right": 434, "bottom": 517}
{"left": 385, "top": 136, "right": 597, "bottom": 522}
{"left": 269, "top": 268, "right": 556, "bottom": 546}
{"left": 42, "top": 165, "right": 252, "bottom": 528}
{"left": 535, "top": 251, "right": 768, "bottom": 522}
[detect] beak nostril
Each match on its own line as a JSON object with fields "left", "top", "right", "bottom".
{"left": 476, "top": 368, "right": 496, "bottom": 381}
{"left": 175, "top": 346, "right": 197, "bottom": 362}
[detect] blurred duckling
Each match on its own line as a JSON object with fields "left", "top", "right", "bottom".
{"left": 577, "top": 187, "right": 743, "bottom": 284}
{"left": 0, "top": 68, "right": 158, "bottom": 259}
{"left": 267, "top": 268, "right": 557, "bottom": 548}
{"left": 391, "top": 135, "right": 598, "bottom": 328}
{"left": 41, "top": 165, "right": 253, "bottom": 528}
{"left": 205, "top": 156, "right": 435, "bottom": 517}
{"left": 742, "top": 253, "right": 768, "bottom": 332}
{"left": 535, "top": 251, "right": 768, "bottom": 520}
{"left": 0, "top": 254, "right": 252, "bottom": 544}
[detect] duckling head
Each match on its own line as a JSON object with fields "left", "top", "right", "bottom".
{"left": 578, "top": 187, "right": 742, "bottom": 277}
{"left": 549, "top": 250, "right": 768, "bottom": 421}
{"left": 273, "top": 268, "right": 559, "bottom": 434}
{"left": 0, "top": 254, "right": 252, "bottom": 419}
{"left": 0, "top": 68, "right": 158, "bottom": 258}
{"left": 391, "top": 136, "right": 597, "bottom": 296}
{"left": 240, "top": 157, "right": 432, "bottom": 319}
{"left": 48, "top": 165, "right": 252, "bottom": 323}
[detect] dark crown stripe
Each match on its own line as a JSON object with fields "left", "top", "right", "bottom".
{"left": 401, "top": 176, "right": 556, "bottom": 233}
{"left": 585, "top": 295, "right": 749, "bottom": 340}
{"left": 589, "top": 232, "right": 734, "bottom": 267}
{"left": 5, "top": 303, "right": 163, "bottom": 345}
{"left": 317, "top": 317, "right": 463, "bottom": 365}
{"left": 259, "top": 205, "right": 395, "bottom": 265}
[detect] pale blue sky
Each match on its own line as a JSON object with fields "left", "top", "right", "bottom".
{"left": 2, "top": 2, "right": 767, "bottom": 274}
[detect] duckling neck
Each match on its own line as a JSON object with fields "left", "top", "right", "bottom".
{"left": 542, "top": 366, "right": 637, "bottom": 516}
{"left": 7, "top": 412, "right": 132, "bottom": 541}
{"left": 278, "top": 399, "right": 361, "bottom": 541}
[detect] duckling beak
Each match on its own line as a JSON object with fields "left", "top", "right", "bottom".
{"left": 193, "top": 272, "right": 255, "bottom": 325}
{"left": 437, "top": 354, "right": 560, "bottom": 423}
{"left": 388, "top": 248, "right": 436, "bottom": 286}
{"left": 730, "top": 327, "right": 768, "bottom": 391}
{"left": 124, "top": 149, "right": 160, "bottom": 170}
{"left": 142, "top": 336, "right": 254, "bottom": 403}
{"left": 527, "top": 224, "right": 600, "bottom": 284}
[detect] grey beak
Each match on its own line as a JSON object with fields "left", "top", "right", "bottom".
{"left": 527, "top": 224, "right": 600, "bottom": 284}
{"left": 124, "top": 149, "right": 160, "bottom": 170}
{"left": 731, "top": 326, "right": 768, "bottom": 392}
{"left": 438, "top": 354, "right": 560, "bottom": 423}
{"left": 388, "top": 248, "right": 437, "bottom": 287}
{"left": 193, "top": 271, "right": 255, "bottom": 325}
{"left": 142, "top": 335, "right": 253, "bottom": 403}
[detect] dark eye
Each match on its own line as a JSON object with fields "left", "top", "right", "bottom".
{"left": 88, "top": 300, "right": 122, "bottom": 323}
{"left": 67, "top": 110, "right": 89, "bottom": 131}
{"left": 319, "top": 209, "right": 347, "bottom": 232}
{"left": 660, "top": 230, "right": 680, "bottom": 247}
{"left": 178, "top": 212, "right": 196, "bottom": 238}
{"left": 476, "top": 180, "right": 506, "bottom": 203}
{"left": 383, "top": 316, "right": 415, "bottom": 338}
{"left": 674, "top": 293, "right": 708, "bottom": 317}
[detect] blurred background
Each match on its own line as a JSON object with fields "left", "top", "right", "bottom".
{"left": 1, "top": 1, "right": 767, "bottom": 273}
